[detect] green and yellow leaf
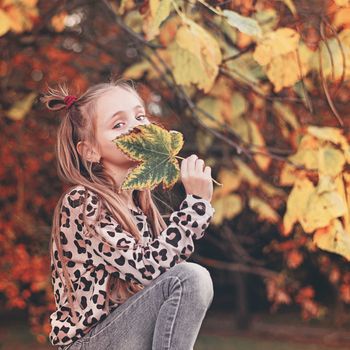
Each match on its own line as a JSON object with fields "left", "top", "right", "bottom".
{"left": 113, "top": 122, "right": 184, "bottom": 191}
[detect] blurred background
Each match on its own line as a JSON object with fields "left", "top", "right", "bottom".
{"left": 1, "top": 0, "right": 350, "bottom": 349}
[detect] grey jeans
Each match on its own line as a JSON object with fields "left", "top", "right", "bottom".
{"left": 60, "top": 261, "right": 214, "bottom": 350}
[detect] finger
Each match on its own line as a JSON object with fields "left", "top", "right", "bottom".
{"left": 187, "top": 154, "right": 198, "bottom": 174}
{"left": 204, "top": 165, "right": 211, "bottom": 177}
{"left": 181, "top": 158, "right": 188, "bottom": 178}
{"left": 195, "top": 158, "right": 205, "bottom": 173}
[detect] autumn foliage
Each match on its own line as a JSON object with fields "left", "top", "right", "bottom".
{"left": 2, "top": 0, "right": 350, "bottom": 344}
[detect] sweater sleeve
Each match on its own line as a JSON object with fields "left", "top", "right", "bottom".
{"left": 62, "top": 186, "right": 215, "bottom": 287}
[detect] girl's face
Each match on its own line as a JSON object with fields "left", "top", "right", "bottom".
{"left": 95, "top": 86, "right": 151, "bottom": 171}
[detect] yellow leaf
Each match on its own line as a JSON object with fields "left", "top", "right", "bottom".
{"left": 316, "top": 174, "right": 337, "bottom": 194}
{"left": 123, "top": 49, "right": 171, "bottom": 80}
{"left": 143, "top": 0, "right": 172, "bottom": 40}
{"left": 301, "top": 183, "right": 346, "bottom": 233}
{"left": 266, "top": 51, "right": 300, "bottom": 92}
{"left": 233, "top": 156, "right": 284, "bottom": 197}
{"left": 343, "top": 147, "right": 350, "bottom": 164}
{"left": 213, "top": 168, "right": 242, "bottom": 198}
{"left": 0, "top": 10, "right": 11, "bottom": 36}
{"left": 287, "top": 133, "right": 319, "bottom": 170}
{"left": 282, "top": 176, "right": 315, "bottom": 235}
{"left": 172, "top": 18, "right": 222, "bottom": 93}
{"left": 116, "top": 0, "right": 135, "bottom": 15}
{"left": 279, "top": 0, "right": 297, "bottom": 15}
{"left": 253, "top": 8, "right": 279, "bottom": 34}
{"left": 318, "top": 145, "right": 346, "bottom": 177}
{"left": 307, "top": 125, "right": 350, "bottom": 164}
{"left": 200, "top": 85, "right": 245, "bottom": 128}
{"left": 260, "top": 181, "right": 286, "bottom": 198}
{"left": 288, "top": 147, "right": 318, "bottom": 170}
{"left": 20, "top": 0, "right": 39, "bottom": 6}
{"left": 307, "top": 125, "right": 349, "bottom": 151}
{"left": 334, "top": 174, "right": 350, "bottom": 233}
{"left": 265, "top": 44, "right": 313, "bottom": 92}
{"left": 298, "top": 133, "right": 320, "bottom": 149}
{"left": 170, "top": 43, "right": 212, "bottom": 93}
{"left": 334, "top": 0, "right": 350, "bottom": 7}
{"left": 123, "top": 60, "right": 152, "bottom": 80}
{"left": 254, "top": 30, "right": 313, "bottom": 92}
{"left": 159, "top": 15, "right": 181, "bottom": 46}
{"left": 230, "top": 92, "right": 248, "bottom": 119}
{"left": 249, "top": 195, "right": 280, "bottom": 223}
{"left": 273, "top": 101, "right": 300, "bottom": 130}
{"left": 313, "top": 218, "right": 350, "bottom": 261}
{"left": 233, "top": 158, "right": 260, "bottom": 187}
{"left": 196, "top": 128, "right": 214, "bottom": 154}
{"left": 248, "top": 119, "right": 271, "bottom": 171}
{"left": 124, "top": 9, "right": 144, "bottom": 33}
{"left": 206, "top": 76, "right": 232, "bottom": 101}
{"left": 231, "top": 116, "right": 250, "bottom": 143}
{"left": 225, "top": 51, "right": 264, "bottom": 86}
{"left": 342, "top": 171, "right": 350, "bottom": 213}
{"left": 212, "top": 194, "right": 243, "bottom": 225}
{"left": 311, "top": 29, "right": 350, "bottom": 80}
{"left": 253, "top": 28, "right": 300, "bottom": 66}
{"left": 5, "top": 1, "right": 39, "bottom": 33}
{"left": 333, "top": 7, "right": 350, "bottom": 28}
{"left": 333, "top": 8, "right": 350, "bottom": 28}
{"left": 6, "top": 92, "right": 37, "bottom": 121}
{"left": 196, "top": 96, "right": 223, "bottom": 129}
{"left": 279, "top": 162, "right": 298, "bottom": 186}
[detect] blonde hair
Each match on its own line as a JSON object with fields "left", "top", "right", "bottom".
{"left": 40, "top": 77, "right": 168, "bottom": 324}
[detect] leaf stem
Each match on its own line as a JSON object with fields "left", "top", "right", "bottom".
{"left": 175, "top": 156, "right": 222, "bottom": 186}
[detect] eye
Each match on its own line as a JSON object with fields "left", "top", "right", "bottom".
{"left": 113, "top": 122, "right": 124, "bottom": 129}
{"left": 113, "top": 114, "right": 147, "bottom": 129}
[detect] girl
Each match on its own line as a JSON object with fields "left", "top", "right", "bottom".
{"left": 40, "top": 77, "right": 215, "bottom": 350}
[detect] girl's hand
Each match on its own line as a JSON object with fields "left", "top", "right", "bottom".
{"left": 180, "top": 154, "right": 213, "bottom": 202}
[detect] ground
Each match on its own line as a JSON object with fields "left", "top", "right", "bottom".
{"left": 0, "top": 308, "right": 349, "bottom": 349}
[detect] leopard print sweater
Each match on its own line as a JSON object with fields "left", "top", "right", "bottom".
{"left": 49, "top": 185, "right": 215, "bottom": 347}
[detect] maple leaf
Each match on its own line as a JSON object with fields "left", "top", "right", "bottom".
{"left": 113, "top": 122, "right": 222, "bottom": 191}
{"left": 113, "top": 122, "right": 185, "bottom": 191}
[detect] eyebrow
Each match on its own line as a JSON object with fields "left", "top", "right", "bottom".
{"left": 108, "top": 104, "right": 145, "bottom": 123}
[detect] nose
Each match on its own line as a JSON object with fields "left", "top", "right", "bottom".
{"left": 127, "top": 117, "right": 150, "bottom": 133}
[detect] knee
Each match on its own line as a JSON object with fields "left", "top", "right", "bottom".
{"left": 174, "top": 262, "right": 214, "bottom": 308}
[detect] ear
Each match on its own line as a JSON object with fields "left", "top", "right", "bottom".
{"left": 76, "top": 141, "right": 100, "bottom": 163}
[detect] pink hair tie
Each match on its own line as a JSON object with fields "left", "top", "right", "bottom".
{"left": 64, "top": 95, "right": 77, "bottom": 109}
